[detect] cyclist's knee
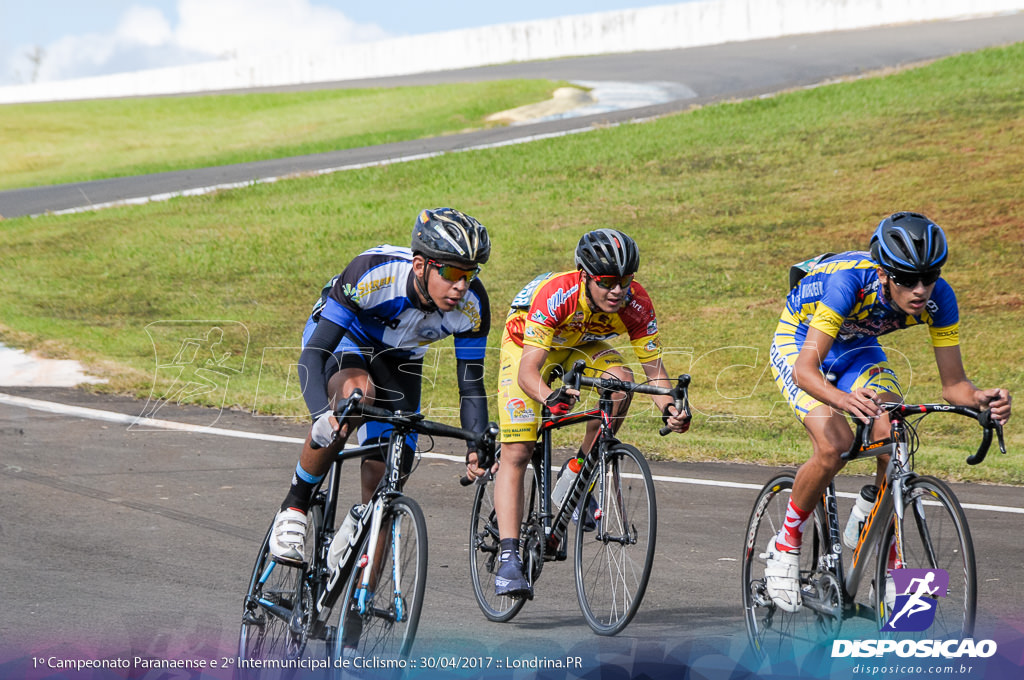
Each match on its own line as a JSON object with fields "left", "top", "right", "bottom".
{"left": 499, "top": 441, "right": 533, "bottom": 468}
{"left": 807, "top": 444, "right": 846, "bottom": 477}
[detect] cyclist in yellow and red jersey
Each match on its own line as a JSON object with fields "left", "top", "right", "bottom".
{"left": 471, "top": 229, "right": 690, "bottom": 598}
{"left": 762, "top": 212, "right": 1012, "bottom": 613}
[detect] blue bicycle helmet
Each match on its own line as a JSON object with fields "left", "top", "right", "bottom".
{"left": 869, "top": 212, "right": 948, "bottom": 274}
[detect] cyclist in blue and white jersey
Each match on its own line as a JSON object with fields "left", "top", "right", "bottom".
{"left": 270, "top": 208, "right": 493, "bottom": 563}
{"left": 763, "top": 212, "right": 1012, "bottom": 612}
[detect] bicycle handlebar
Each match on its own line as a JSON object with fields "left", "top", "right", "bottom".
{"left": 842, "top": 402, "right": 1006, "bottom": 465}
{"left": 564, "top": 360, "right": 692, "bottom": 437}
{"left": 330, "top": 391, "right": 501, "bottom": 486}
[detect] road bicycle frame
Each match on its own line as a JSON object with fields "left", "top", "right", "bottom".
{"left": 787, "top": 402, "right": 1004, "bottom": 618}
{"left": 532, "top": 362, "right": 690, "bottom": 559}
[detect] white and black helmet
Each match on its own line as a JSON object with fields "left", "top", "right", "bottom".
{"left": 574, "top": 229, "right": 640, "bottom": 277}
{"left": 411, "top": 208, "right": 490, "bottom": 268}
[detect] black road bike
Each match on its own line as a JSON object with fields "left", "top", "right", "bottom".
{"left": 239, "top": 390, "right": 498, "bottom": 670}
{"left": 469, "top": 360, "right": 690, "bottom": 635}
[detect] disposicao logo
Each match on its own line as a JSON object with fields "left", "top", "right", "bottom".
{"left": 831, "top": 568, "right": 997, "bottom": 659}
{"left": 883, "top": 568, "right": 948, "bottom": 632}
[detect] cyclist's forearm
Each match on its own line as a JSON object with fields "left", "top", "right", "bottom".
{"left": 640, "top": 358, "right": 673, "bottom": 411}
{"left": 517, "top": 345, "right": 555, "bottom": 403}
{"left": 299, "top": 318, "right": 346, "bottom": 418}
{"left": 941, "top": 379, "right": 985, "bottom": 409}
{"left": 457, "top": 358, "right": 488, "bottom": 447}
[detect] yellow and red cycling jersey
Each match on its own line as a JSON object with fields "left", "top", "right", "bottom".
{"left": 504, "top": 270, "right": 662, "bottom": 362}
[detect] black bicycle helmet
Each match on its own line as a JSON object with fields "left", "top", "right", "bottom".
{"left": 869, "top": 212, "right": 948, "bottom": 274}
{"left": 411, "top": 208, "right": 491, "bottom": 268}
{"left": 574, "top": 229, "right": 640, "bottom": 277}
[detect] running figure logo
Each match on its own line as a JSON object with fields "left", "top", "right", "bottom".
{"left": 882, "top": 568, "right": 949, "bottom": 632}
{"left": 135, "top": 321, "right": 249, "bottom": 428}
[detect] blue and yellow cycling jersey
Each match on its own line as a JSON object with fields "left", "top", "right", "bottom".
{"left": 779, "top": 251, "right": 960, "bottom": 348}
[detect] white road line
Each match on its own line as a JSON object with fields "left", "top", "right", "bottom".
{"left": 36, "top": 125, "right": 600, "bottom": 218}
{"left": 3, "top": 391, "right": 1021, "bottom": 515}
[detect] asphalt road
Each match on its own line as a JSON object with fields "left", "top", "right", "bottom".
{"left": 3, "top": 13, "right": 1024, "bottom": 219}
{"left": 1, "top": 387, "right": 1021, "bottom": 677}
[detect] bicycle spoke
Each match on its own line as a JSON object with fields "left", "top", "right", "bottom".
{"left": 468, "top": 461, "right": 535, "bottom": 622}
{"left": 742, "top": 475, "right": 838, "bottom": 663}
{"left": 239, "top": 505, "right": 321, "bottom": 669}
{"left": 332, "top": 497, "right": 427, "bottom": 668}
{"left": 574, "top": 444, "right": 655, "bottom": 635}
{"left": 876, "top": 476, "right": 976, "bottom": 640}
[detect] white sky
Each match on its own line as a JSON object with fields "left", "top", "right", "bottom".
{"left": 0, "top": 1, "right": 682, "bottom": 86}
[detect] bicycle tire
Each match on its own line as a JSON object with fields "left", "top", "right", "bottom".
{"left": 331, "top": 495, "right": 428, "bottom": 668}
{"left": 468, "top": 462, "right": 538, "bottom": 622}
{"left": 741, "top": 473, "right": 838, "bottom": 661}
{"left": 573, "top": 443, "right": 656, "bottom": 636}
{"left": 873, "top": 474, "right": 977, "bottom": 638}
{"left": 238, "top": 503, "right": 322, "bottom": 674}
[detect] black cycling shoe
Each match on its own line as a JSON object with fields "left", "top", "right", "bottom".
{"left": 494, "top": 553, "right": 533, "bottom": 599}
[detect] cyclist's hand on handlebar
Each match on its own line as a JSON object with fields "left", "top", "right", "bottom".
{"left": 977, "top": 388, "right": 1012, "bottom": 425}
{"left": 310, "top": 412, "right": 340, "bottom": 449}
{"left": 545, "top": 386, "right": 580, "bottom": 416}
{"left": 838, "top": 387, "right": 883, "bottom": 424}
{"left": 662, "top": 404, "right": 691, "bottom": 434}
{"left": 464, "top": 450, "right": 497, "bottom": 483}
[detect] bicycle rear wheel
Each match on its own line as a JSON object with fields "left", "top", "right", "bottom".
{"left": 331, "top": 495, "right": 428, "bottom": 667}
{"left": 468, "top": 459, "right": 539, "bottom": 622}
{"left": 573, "top": 443, "right": 656, "bottom": 635}
{"left": 741, "top": 473, "right": 837, "bottom": 661}
{"left": 873, "top": 475, "right": 976, "bottom": 638}
{"left": 239, "top": 503, "right": 322, "bottom": 668}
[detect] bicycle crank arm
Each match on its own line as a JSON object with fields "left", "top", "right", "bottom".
{"left": 258, "top": 599, "right": 295, "bottom": 623}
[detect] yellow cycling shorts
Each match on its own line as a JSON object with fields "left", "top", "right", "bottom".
{"left": 770, "top": 320, "right": 902, "bottom": 423}
{"left": 498, "top": 331, "right": 626, "bottom": 443}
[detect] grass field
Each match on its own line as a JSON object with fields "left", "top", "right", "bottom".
{"left": 0, "top": 79, "right": 567, "bottom": 190}
{"left": 1, "top": 43, "right": 1022, "bottom": 484}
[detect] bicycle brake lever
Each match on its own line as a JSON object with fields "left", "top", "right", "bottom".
{"left": 564, "top": 360, "right": 586, "bottom": 392}
{"left": 659, "top": 374, "right": 692, "bottom": 436}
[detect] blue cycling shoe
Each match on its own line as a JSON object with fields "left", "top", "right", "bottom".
{"left": 494, "top": 552, "right": 533, "bottom": 599}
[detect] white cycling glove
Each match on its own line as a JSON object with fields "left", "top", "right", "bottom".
{"left": 310, "top": 412, "right": 338, "bottom": 449}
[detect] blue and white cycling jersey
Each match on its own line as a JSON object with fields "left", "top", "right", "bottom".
{"left": 302, "top": 245, "right": 489, "bottom": 361}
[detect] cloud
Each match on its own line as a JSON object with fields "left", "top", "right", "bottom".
{"left": 4, "top": 0, "right": 392, "bottom": 85}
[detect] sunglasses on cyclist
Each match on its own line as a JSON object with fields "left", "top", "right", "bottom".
{"left": 588, "top": 273, "right": 634, "bottom": 290}
{"left": 886, "top": 268, "right": 941, "bottom": 288}
{"left": 427, "top": 259, "right": 481, "bottom": 283}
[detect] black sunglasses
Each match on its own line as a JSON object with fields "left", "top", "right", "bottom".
{"left": 887, "top": 268, "right": 941, "bottom": 288}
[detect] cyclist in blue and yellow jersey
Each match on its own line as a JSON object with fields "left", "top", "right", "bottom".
{"left": 482, "top": 229, "right": 691, "bottom": 598}
{"left": 764, "top": 211, "right": 1012, "bottom": 612}
{"left": 269, "top": 208, "right": 493, "bottom": 564}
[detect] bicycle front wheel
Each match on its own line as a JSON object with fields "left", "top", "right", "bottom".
{"left": 239, "top": 503, "right": 322, "bottom": 668}
{"left": 873, "top": 475, "right": 976, "bottom": 639}
{"left": 574, "top": 443, "right": 656, "bottom": 635}
{"left": 331, "top": 495, "right": 428, "bottom": 667}
{"left": 741, "top": 474, "right": 837, "bottom": 661}
{"left": 468, "top": 460, "right": 538, "bottom": 622}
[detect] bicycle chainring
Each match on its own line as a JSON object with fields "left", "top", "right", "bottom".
{"left": 522, "top": 520, "right": 545, "bottom": 583}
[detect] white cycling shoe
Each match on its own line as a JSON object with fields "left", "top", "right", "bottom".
{"left": 872, "top": 572, "right": 897, "bottom": 615}
{"left": 761, "top": 537, "right": 802, "bottom": 613}
{"left": 270, "top": 508, "right": 308, "bottom": 564}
